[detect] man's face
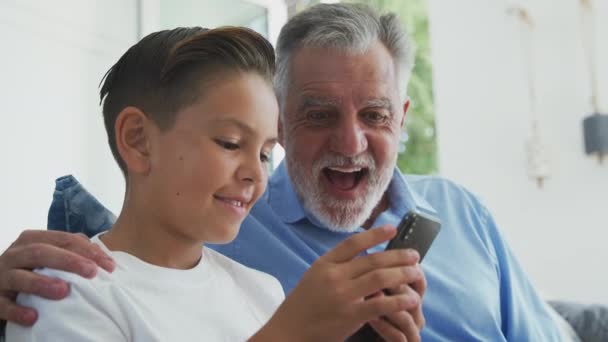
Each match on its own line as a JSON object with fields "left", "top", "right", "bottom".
{"left": 281, "top": 42, "right": 407, "bottom": 231}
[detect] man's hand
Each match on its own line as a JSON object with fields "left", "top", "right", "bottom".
{"left": 251, "top": 226, "right": 423, "bottom": 342}
{"left": 0, "top": 230, "right": 114, "bottom": 326}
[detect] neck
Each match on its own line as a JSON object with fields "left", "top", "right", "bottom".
{"left": 362, "top": 194, "right": 389, "bottom": 230}
{"left": 101, "top": 197, "right": 203, "bottom": 270}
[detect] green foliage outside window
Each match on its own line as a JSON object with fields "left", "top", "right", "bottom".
{"left": 347, "top": 0, "right": 438, "bottom": 174}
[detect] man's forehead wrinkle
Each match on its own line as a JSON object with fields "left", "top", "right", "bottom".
{"left": 301, "top": 95, "right": 340, "bottom": 107}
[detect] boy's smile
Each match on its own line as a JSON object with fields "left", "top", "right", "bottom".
{"left": 213, "top": 192, "right": 254, "bottom": 217}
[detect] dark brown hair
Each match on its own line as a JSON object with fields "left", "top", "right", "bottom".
{"left": 99, "top": 26, "right": 275, "bottom": 175}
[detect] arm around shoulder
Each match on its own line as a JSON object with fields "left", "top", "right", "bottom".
{"left": 5, "top": 268, "right": 127, "bottom": 341}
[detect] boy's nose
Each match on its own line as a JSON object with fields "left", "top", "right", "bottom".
{"left": 238, "top": 155, "right": 265, "bottom": 184}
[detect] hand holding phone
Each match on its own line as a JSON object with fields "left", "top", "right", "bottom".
{"left": 346, "top": 210, "right": 441, "bottom": 341}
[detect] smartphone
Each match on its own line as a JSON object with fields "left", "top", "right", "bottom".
{"left": 346, "top": 211, "right": 441, "bottom": 342}
{"left": 385, "top": 210, "right": 442, "bottom": 261}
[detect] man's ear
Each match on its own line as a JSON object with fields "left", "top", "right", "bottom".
{"left": 114, "top": 106, "right": 152, "bottom": 175}
{"left": 400, "top": 98, "right": 411, "bottom": 129}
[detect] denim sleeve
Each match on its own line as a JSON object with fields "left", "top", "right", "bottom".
{"left": 48, "top": 175, "right": 116, "bottom": 238}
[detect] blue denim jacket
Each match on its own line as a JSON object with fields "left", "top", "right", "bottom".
{"left": 48, "top": 175, "right": 116, "bottom": 236}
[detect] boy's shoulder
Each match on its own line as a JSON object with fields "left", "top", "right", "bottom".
{"left": 205, "top": 247, "right": 285, "bottom": 298}
{"left": 34, "top": 266, "right": 116, "bottom": 296}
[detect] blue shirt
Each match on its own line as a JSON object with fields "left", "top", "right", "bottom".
{"left": 211, "top": 162, "right": 564, "bottom": 341}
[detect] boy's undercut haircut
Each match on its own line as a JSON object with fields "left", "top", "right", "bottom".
{"left": 99, "top": 26, "right": 276, "bottom": 175}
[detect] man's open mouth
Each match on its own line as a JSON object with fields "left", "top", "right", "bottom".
{"left": 322, "top": 166, "right": 369, "bottom": 191}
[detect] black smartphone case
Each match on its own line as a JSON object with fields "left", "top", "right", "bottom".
{"left": 385, "top": 211, "right": 441, "bottom": 261}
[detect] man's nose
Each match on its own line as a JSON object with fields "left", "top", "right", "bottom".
{"left": 329, "top": 116, "right": 368, "bottom": 157}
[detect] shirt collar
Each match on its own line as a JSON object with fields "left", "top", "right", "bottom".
{"left": 268, "top": 161, "right": 438, "bottom": 227}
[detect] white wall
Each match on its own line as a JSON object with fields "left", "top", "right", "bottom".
{"left": 0, "top": 0, "right": 137, "bottom": 251}
{"left": 428, "top": 0, "right": 608, "bottom": 304}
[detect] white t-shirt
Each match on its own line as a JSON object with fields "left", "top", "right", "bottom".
{"left": 6, "top": 235, "right": 285, "bottom": 341}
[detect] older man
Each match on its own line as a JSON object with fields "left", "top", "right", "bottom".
{"left": 0, "top": 3, "right": 570, "bottom": 341}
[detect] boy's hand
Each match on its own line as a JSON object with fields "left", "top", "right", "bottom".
{"left": 251, "top": 225, "right": 423, "bottom": 342}
{"left": 373, "top": 266, "right": 427, "bottom": 341}
{"left": 366, "top": 273, "right": 426, "bottom": 342}
{"left": 0, "top": 230, "right": 115, "bottom": 326}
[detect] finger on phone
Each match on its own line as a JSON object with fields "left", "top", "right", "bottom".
{"left": 0, "top": 269, "right": 69, "bottom": 300}
{"left": 323, "top": 225, "right": 397, "bottom": 263}
{"left": 381, "top": 311, "right": 420, "bottom": 342}
{"left": 356, "top": 293, "right": 413, "bottom": 323}
{"left": 0, "top": 296, "right": 37, "bottom": 326}
{"left": 346, "top": 249, "right": 419, "bottom": 279}
{"left": 351, "top": 266, "right": 423, "bottom": 300}
{"left": 368, "top": 318, "right": 407, "bottom": 342}
{"left": 5, "top": 244, "right": 98, "bottom": 278}
{"left": 409, "top": 264, "right": 426, "bottom": 296}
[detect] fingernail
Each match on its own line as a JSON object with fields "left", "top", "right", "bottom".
{"left": 382, "top": 225, "right": 396, "bottom": 233}
{"left": 100, "top": 258, "right": 116, "bottom": 272}
{"left": 406, "top": 249, "right": 420, "bottom": 260}
{"left": 81, "top": 262, "right": 97, "bottom": 278}
{"left": 408, "top": 295, "right": 420, "bottom": 307}
{"left": 49, "top": 281, "right": 68, "bottom": 296}
{"left": 20, "top": 310, "right": 37, "bottom": 325}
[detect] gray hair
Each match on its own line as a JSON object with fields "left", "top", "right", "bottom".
{"left": 275, "top": 3, "right": 414, "bottom": 108}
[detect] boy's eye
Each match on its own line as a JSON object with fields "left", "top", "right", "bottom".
{"left": 215, "top": 139, "right": 239, "bottom": 150}
{"left": 260, "top": 153, "right": 270, "bottom": 163}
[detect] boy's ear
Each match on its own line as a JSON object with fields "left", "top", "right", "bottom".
{"left": 114, "top": 106, "right": 152, "bottom": 175}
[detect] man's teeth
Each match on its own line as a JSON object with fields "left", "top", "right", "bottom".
{"left": 327, "top": 166, "right": 363, "bottom": 173}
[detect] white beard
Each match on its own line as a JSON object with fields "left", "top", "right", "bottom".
{"left": 285, "top": 144, "right": 395, "bottom": 232}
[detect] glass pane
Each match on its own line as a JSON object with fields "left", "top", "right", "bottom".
{"left": 160, "top": 0, "right": 268, "bottom": 38}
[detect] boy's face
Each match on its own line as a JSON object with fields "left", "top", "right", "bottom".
{"left": 145, "top": 72, "right": 278, "bottom": 244}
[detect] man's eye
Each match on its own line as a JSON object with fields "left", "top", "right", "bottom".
{"left": 362, "top": 111, "right": 386, "bottom": 123}
{"left": 307, "top": 111, "right": 330, "bottom": 121}
{"left": 215, "top": 139, "right": 239, "bottom": 150}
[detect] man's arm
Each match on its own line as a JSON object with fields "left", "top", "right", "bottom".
{"left": 479, "top": 206, "right": 566, "bottom": 341}
{"left": 0, "top": 230, "right": 114, "bottom": 327}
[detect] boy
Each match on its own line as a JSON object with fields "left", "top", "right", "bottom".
{"left": 6, "top": 26, "right": 420, "bottom": 341}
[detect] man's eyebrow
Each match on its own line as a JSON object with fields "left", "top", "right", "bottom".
{"left": 362, "top": 97, "right": 394, "bottom": 112}
{"left": 298, "top": 96, "right": 339, "bottom": 111}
